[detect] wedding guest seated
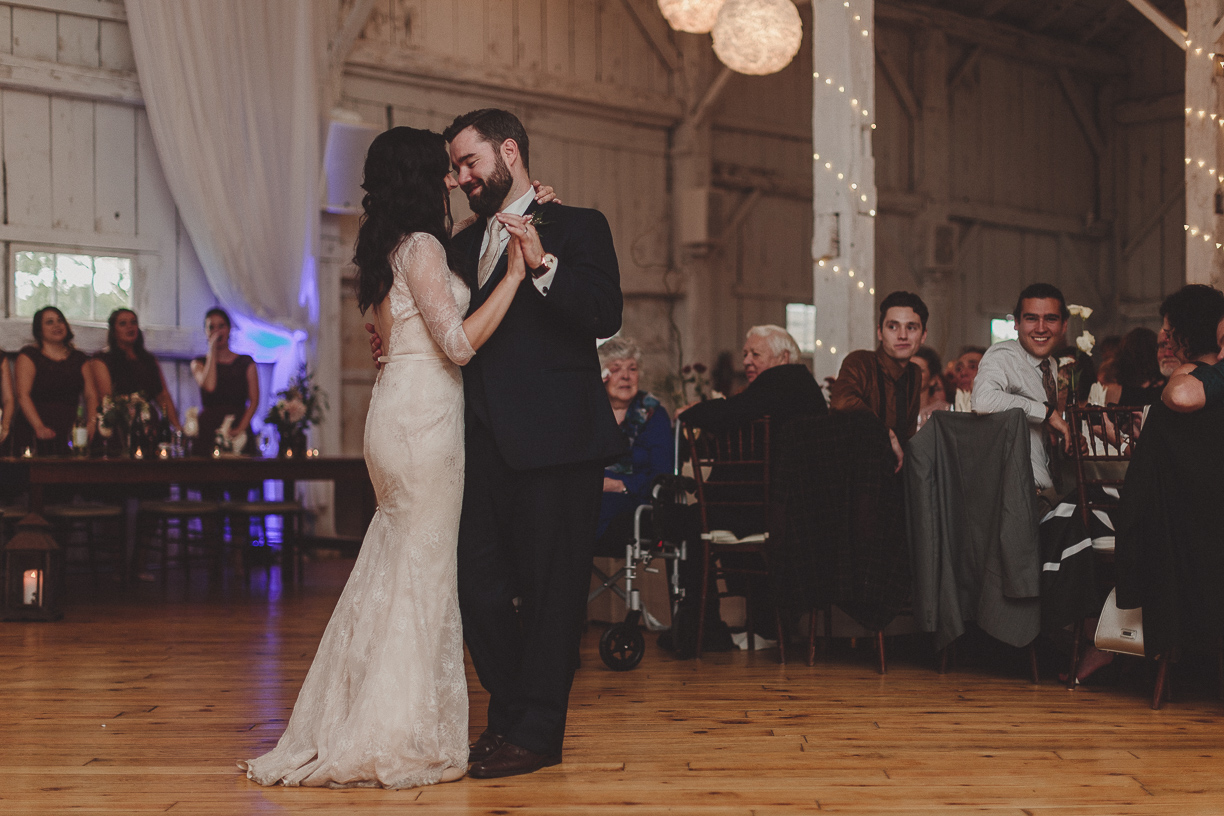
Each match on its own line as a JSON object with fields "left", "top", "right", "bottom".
{"left": 679, "top": 325, "right": 827, "bottom": 435}
{"left": 10, "top": 307, "right": 96, "bottom": 457}
{"left": 191, "top": 307, "right": 258, "bottom": 455}
{"left": 595, "top": 336, "right": 672, "bottom": 551}
{"left": 1116, "top": 284, "right": 1224, "bottom": 667}
{"left": 829, "top": 290, "right": 928, "bottom": 470}
{"left": 1104, "top": 327, "right": 1165, "bottom": 407}
{"left": 1094, "top": 334, "right": 1122, "bottom": 389}
{"left": 0, "top": 350, "right": 13, "bottom": 456}
{"left": 951, "top": 346, "right": 985, "bottom": 411}
{"left": 90, "top": 309, "right": 182, "bottom": 433}
{"left": 973, "top": 283, "right": 1071, "bottom": 505}
{"left": 1162, "top": 292, "right": 1224, "bottom": 413}
{"left": 671, "top": 325, "right": 827, "bottom": 654}
{"left": 912, "top": 346, "right": 949, "bottom": 431}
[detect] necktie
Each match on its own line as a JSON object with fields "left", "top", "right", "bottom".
{"left": 1039, "top": 359, "right": 1057, "bottom": 409}
{"left": 477, "top": 217, "right": 503, "bottom": 288}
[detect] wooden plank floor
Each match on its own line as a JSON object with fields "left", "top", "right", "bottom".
{"left": 4, "top": 559, "right": 1224, "bottom": 815}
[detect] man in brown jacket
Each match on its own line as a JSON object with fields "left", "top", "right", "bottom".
{"left": 829, "top": 290, "right": 929, "bottom": 471}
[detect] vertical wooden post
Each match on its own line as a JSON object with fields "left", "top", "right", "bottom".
{"left": 1184, "top": 1, "right": 1223, "bottom": 287}
{"left": 672, "top": 39, "right": 721, "bottom": 373}
{"left": 811, "top": 0, "right": 877, "bottom": 380}
{"left": 916, "top": 29, "right": 952, "bottom": 355}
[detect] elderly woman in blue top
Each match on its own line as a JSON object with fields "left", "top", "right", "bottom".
{"left": 595, "top": 336, "right": 673, "bottom": 549}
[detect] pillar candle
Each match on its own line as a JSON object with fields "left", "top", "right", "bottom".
{"left": 22, "top": 569, "right": 42, "bottom": 605}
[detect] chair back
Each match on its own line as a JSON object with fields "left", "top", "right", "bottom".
{"left": 683, "top": 416, "right": 771, "bottom": 539}
{"left": 1067, "top": 404, "right": 1143, "bottom": 529}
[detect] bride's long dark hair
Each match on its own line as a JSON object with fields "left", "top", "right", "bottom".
{"left": 353, "top": 126, "right": 465, "bottom": 314}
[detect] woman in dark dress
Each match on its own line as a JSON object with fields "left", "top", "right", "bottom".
{"left": 0, "top": 350, "right": 13, "bottom": 456}
{"left": 1104, "top": 327, "right": 1165, "bottom": 407}
{"left": 91, "top": 309, "right": 182, "bottom": 432}
{"left": 11, "top": 307, "right": 96, "bottom": 456}
{"left": 190, "top": 307, "right": 258, "bottom": 454}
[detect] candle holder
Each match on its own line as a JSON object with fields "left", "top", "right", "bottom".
{"left": 3, "top": 514, "right": 63, "bottom": 622}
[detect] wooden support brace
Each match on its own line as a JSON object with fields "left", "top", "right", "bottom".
{"left": 620, "top": 0, "right": 681, "bottom": 74}
{"left": 1058, "top": 232, "right": 1105, "bottom": 307}
{"left": 980, "top": 0, "right": 1017, "bottom": 18}
{"left": 876, "top": 45, "right": 919, "bottom": 120}
{"left": 331, "top": 0, "right": 378, "bottom": 75}
{"left": 1124, "top": 0, "right": 1188, "bottom": 49}
{"left": 1057, "top": 68, "right": 1104, "bottom": 157}
{"left": 687, "top": 66, "right": 734, "bottom": 127}
{"left": 947, "top": 46, "right": 982, "bottom": 88}
{"left": 714, "top": 189, "right": 763, "bottom": 249}
{"left": 1030, "top": 0, "right": 1075, "bottom": 33}
{"left": 1121, "top": 179, "right": 1187, "bottom": 258}
{"left": 1079, "top": 2, "right": 1126, "bottom": 44}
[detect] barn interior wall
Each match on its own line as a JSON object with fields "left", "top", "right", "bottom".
{"left": 0, "top": 0, "right": 219, "bottom": 422}
{"left": 873, "top": 6, "right": 1185, "bottom": 365}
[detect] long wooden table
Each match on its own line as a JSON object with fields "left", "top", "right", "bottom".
{"left": 0, "top": 456, "right": 376, "bottom": 582}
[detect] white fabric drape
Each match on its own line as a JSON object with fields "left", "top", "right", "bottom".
{"left": 125, "top": 0, "right": 321, "bottom": 335}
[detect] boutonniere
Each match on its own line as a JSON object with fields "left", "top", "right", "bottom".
{"left": 528, "top": 210, "right": 552, "bottom": 229}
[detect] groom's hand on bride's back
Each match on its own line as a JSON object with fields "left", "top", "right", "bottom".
{"left": 366, "top": 323, "right": 383, "bottom": 368}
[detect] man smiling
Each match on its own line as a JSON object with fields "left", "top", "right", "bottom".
{"left": 973, "top": 283, "right": 1071, "bottom": 498}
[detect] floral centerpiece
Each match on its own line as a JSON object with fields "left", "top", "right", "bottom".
{"left": 264, "top": 366, "right": 327, "bottom": 458}
{"left": 1059, "top": 304, "right": 1096, "bottom": 405}
{"left": 97, "top": 392, "right": 153, "bottom": 457}
{"left": 213, "top": 414, "right": 247, "bottom": 456}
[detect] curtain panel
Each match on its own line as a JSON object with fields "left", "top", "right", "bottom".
{"left": 126, "top": 0, "right": 321, "bottom": 343}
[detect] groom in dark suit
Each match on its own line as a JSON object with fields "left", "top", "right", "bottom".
{"left": 441, "top": 109, "right": 625, "bottom": 778}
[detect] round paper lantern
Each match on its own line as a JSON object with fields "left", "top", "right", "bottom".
{"left": 712, "top": 0, "right": 804, "bottom": 76}
{"left": 657, "top": 0, "right": 726, "bottom": 34}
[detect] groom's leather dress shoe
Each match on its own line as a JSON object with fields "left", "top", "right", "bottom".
{"left": 467, "top": 730, "right": 506, "bottom": 763}
{"left": 468, "top": 743, "right": 561, "bottom": 779}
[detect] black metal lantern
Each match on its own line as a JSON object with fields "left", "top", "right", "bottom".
{"left": 4, "top": 514, "right": 63, "bottom": 622}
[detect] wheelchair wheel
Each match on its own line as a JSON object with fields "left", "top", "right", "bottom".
{"left": 599, "top": 623, "right": 645, "bottom": 671}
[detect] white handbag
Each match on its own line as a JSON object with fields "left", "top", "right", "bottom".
{"left": 1094, "top": 588, "right": 1145, "bottom": 657}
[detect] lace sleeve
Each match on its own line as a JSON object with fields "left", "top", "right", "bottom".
{"left": 394, "top": 233, "right": 475, "bottom": 365}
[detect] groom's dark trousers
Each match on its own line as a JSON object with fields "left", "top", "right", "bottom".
{"left": 455, "top": 201, "right": 625, "bottom": 757}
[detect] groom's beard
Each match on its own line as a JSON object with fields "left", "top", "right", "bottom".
{"left": 463, "top": 153, "right": 514, "bottom": 218}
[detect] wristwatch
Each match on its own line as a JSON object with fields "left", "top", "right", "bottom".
{"left": 530, "top": 252, "right": 558, "bottom": 279}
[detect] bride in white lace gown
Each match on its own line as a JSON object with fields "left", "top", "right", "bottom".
{"left": 240, "top": 127, "right": 526, "bottom": 790}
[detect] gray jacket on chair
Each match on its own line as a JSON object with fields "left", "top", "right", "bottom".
{"left": 905, "top": 408, "right": 1041, "bottom": 651}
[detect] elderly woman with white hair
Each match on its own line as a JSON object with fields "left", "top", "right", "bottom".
{"left": 595, "top": 336, "right": 673, "bottom": 549}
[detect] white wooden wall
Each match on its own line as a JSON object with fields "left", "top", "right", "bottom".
{"left": 0, "top": 0, "right": 218, "bottom": 419}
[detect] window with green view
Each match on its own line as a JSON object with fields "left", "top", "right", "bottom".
{"left": 14, "top": 250, "right": 132, "bottom": 321}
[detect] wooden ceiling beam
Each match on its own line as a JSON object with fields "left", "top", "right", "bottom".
{"left": 1078, "top": 2, "right": 1127, "bottom": 44}
{"left": 1030, "top": 0, "right": 1076, "bottom": 33}
{"left": 979, "top": 0, "right": 1017, "bottom": 19}
{"left": 876, "top": 1, "right": 1127, "bottom": 75}
{"left": 1123, "top": 0, "right": 1188, "bottom": 49}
